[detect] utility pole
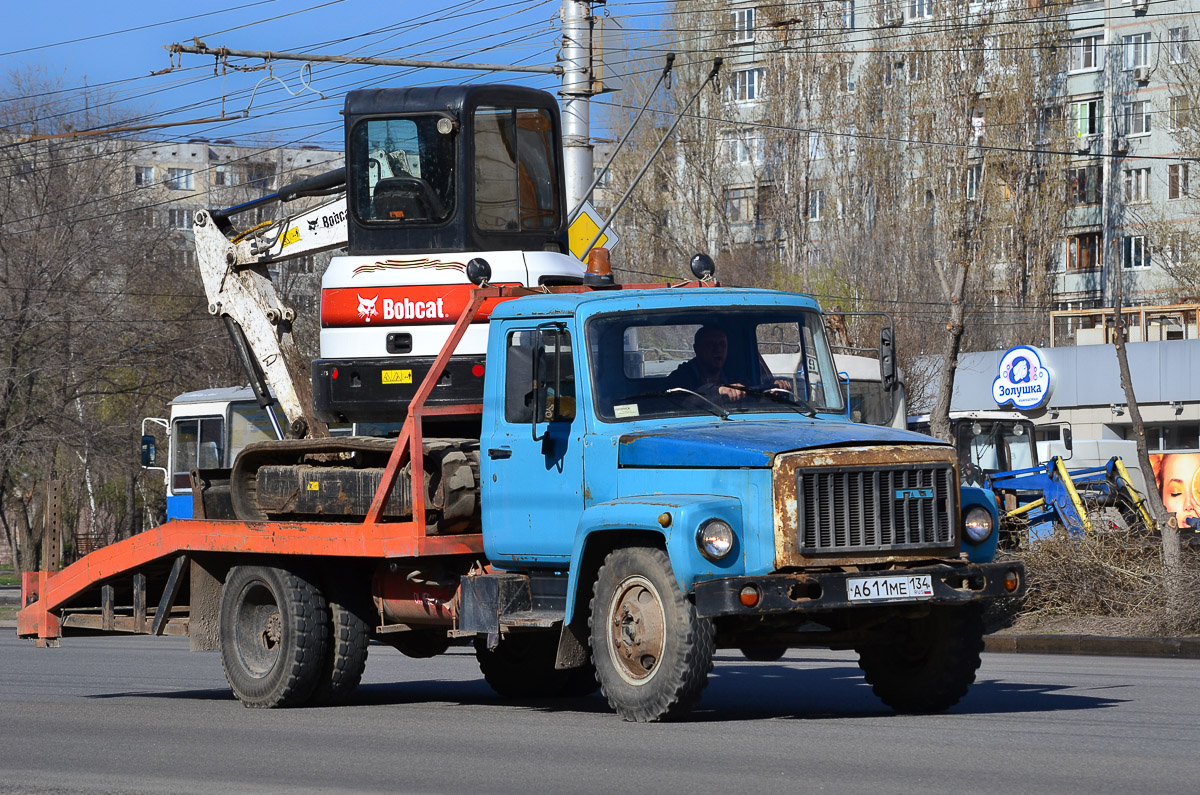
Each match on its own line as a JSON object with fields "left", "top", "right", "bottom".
{"left": 560, "top": 0, "right": 597, "bottom": 214}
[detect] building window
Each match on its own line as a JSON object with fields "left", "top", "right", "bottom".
{"left": 1071, "top": 99, "right": 1103, "bottom": 138}
{"left": 965, "top": 163, "right": 982, "bottom": 200}
{"left": 754, "top": 185, "right": 777, "bottom": 242}
{"left": 1068, "top": 163, "right": 1102, "bottom": 205}
{"left": 726, "top": 187, "right": 754, "bottom": 223}
{"left": 1070, "top": 34, "right": 1102, "bottom": 72}
{"left": 1122, "top": 33, "right": 1149, "bottom": 70}
{"left": 167, "top": 208, "right": 194, "bottom": 230}
{"left": 838, "top": 62, "right": 855, "bottom": 94}
{"left": 842, "top": 0, "right": 855, "bottom": 29}
{"left": 1170, "top": 95, "right": 1191, "bottom": 130}
{"left": 1066, "top": 232, "right": 1100, "bottom": 270}
{"left": 167, "top": 167, "right": 194, "bottom": 191}
{"left": 133, "top": 166, "right": 154, "bottom": 187}
{"left": 808, "top": 189, "right": 824, "bottom": 221}
{"left": 1169, "top": 27, "right": 1189, "bottom": 64}
{"left": 907, "top": 0, "right": 932, "bottom": 21}
{"left": 732, "top": 7, "right": 755, "bottom": 43}
{"left": 733, "top": 68, "right": 763, "bottom": 103}
{"left": 807, "top": 132, "right": 825, "bottom": 161}
{"left": 1123, "top": 167, "right": 1150, "bottom": 203}
{"left": 1169, "top": 163, "right": 1189, "bottom": 199}
{"left": 728, "top": 129, "right": 764, "bottom": 165}
{"left": 214, "top": 165, "right": 235, "bottom": 187}
{"left": 245, "top": 164, "right": 275, "bottom": 191}
{"left": 907, "top": 50, "right": 929, "bottom": 83}
{"left": 1123, "top": 100, "right": 1151, "bottom": 136}
{"left": 1122, "top": 234, "right": 1150, "bottom": 269}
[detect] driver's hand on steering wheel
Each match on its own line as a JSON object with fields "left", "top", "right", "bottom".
{"left": 718, "top": 383, "right": 747, "bottom": 402}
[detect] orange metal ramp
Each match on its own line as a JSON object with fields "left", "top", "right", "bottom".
{"left": 18, "top": 517, "right": 483, "bottom": 642}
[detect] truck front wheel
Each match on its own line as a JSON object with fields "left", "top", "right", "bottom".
{"left": 219, "top": 565, "right": 329, "bottom": 708}
{"left": 855, "top": 604, "right": 985, "bottom": 714}
{"left": 589, "top": 546, "right": 714, "bottom": 722}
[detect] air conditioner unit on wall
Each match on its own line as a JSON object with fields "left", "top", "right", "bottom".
{"left": 1132, "top": 0, "right": 1148, "bottom": 12}
{"left": 1114, "top": 136, "right": 1130, "bottom": 154}
{"left": 1133, "top": 65, "right": 1150, "bottom": 83}
{"left": 883, "top": 10, "right": 903, "bottom": 26}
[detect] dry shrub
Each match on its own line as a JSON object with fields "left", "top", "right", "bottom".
{"left": 1013, "top": 526, "right": 1200, "bottom": 636}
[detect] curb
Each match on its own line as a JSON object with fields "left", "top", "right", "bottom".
{"left": 985, "top": 634, "right": 1200, "bottom": 659}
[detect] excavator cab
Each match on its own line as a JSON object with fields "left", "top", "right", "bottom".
{"left": 344, "top": 85, "right": 568, "bottom": 255}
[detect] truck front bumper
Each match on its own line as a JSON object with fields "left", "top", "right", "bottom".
{"left": 692, "top": 560, "right": 1024, "bottom": 619}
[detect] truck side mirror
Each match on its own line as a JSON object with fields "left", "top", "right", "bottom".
{"left": 879, "top": 327, "right": 897, "bottom": 392}
{"left": 141, "top": 435, "right": 157, "bottom": 467}
{"left": 1062, "top": 427, "right": 1073, "bottom": 452}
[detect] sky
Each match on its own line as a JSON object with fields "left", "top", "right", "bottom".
{"left": 0, "top": 0, "right": 669, "bottom": 150}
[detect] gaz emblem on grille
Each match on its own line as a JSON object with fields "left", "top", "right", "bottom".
{"left": 895, "top": 488, "right": 933, "bottom": 499}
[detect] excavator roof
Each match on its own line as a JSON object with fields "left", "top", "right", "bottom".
{"left": 344, "top": 84, "right": 557, "bottom": 117}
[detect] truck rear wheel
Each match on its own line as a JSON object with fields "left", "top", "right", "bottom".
{"left": 474, "top": 632, "right": 597, "bottom": 698}
{"left": 589, "top": 546, "right": 714, "bottom": 722}
{"left": 308, "top": 597, "right": 370, "bottom": 706}
{"left": 219, "top": 565, "right": 329, "bottom": 708}
{"left": 855, "top": 605, "right": 984, "bottom": 714}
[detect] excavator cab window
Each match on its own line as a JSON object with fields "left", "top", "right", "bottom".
{"left": 349, "top": 116, "right": 455, "bottom": 224}
{"left": 473, "top": 106, "right": 560, "bottom": 232}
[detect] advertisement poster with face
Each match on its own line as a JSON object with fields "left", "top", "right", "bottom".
{"left": 1150, "top": 453, "right": 1200, "bottom": 530}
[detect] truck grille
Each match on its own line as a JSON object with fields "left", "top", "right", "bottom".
{"left": 795, "top": 465, "right": 956, "bottom": 554}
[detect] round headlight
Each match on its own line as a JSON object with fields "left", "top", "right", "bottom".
{"left": 963, "top": 506, "right": 995, "bottom": 545}
{"left": 697, "top": 518, "right": 735, "bottom": 561}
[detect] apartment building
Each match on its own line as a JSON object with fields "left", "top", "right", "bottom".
{"left": 128, "top": 138, "right": 343, "bottom": 310}
{"left": 702, "top": 0, "right": 1199, "bottom": 309}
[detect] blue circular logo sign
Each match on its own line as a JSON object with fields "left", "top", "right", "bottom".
{"left": 992, "top": 346, "right": 1052, "bottom": 410}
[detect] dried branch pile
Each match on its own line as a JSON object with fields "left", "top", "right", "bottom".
{"left": 1014, "top": 528, "right": 1200, "bottom": 637}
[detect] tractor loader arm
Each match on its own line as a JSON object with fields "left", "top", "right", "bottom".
{"left": 191, "top": 173, "right": 348, "bottom": 439}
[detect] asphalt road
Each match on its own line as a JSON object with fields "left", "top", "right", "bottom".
{"left": 2, "top": 634, "right": 1199, "bottom": 794}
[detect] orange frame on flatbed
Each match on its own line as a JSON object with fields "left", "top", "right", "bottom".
{"left": 18, "top": 278, "right": 712, "bottom": 642}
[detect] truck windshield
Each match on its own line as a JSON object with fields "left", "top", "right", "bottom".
{"left": 588, "top": 308, "right": 844, "bottom": 421}
{"left": 349, "top": 116, "right": 455, "bottom": 224}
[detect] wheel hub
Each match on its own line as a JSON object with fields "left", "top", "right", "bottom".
{"left": 608, "top": 575, "right": 666, "bottom": 685}
{"left": 262, "top": 612, "right": 282, "bottom": 649}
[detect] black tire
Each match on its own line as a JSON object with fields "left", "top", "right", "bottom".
{"left": 219, "top": 565, "right": 329, "bottom": 708}
{"left": 307, "top": 597, "right": 370, "bottom": 706}
{"left": 739, "top": 644, "right": 788, "bottom": 662}
{"left": 474, "top": 632, "right": 594, "bottom": 698}
{"left": 388, "top": 629, "right": 452, "bottom": 659}
{"left": 856, "top": 605, "right": 985, "bottom": 714}
{"left": 589, "top": 546, "right": 715, "bottom": 722}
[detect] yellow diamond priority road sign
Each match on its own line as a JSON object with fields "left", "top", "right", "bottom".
{"left": 568, "top": 201, "right": 620, "bottom": 260}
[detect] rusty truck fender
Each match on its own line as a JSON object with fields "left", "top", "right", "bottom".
{"left": 562, "top": 494, "right": 744, "bottom": 624}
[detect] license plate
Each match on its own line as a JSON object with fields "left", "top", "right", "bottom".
{"left": 846, "top": 574, "right": 934, "bottom": 603}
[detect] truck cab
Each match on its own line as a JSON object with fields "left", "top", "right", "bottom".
{"left": 464, "top": 286, "right": 1015, "bottom": 720}
{"left": 143, "top": 387, "right": 283, "bottom": 520}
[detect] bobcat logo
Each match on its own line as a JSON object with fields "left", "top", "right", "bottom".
{"left": 307, "top": 219, "right": 319, "bottom": 231}
{"left": 357, "top": 294, "right": 379, "bottom": 323}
